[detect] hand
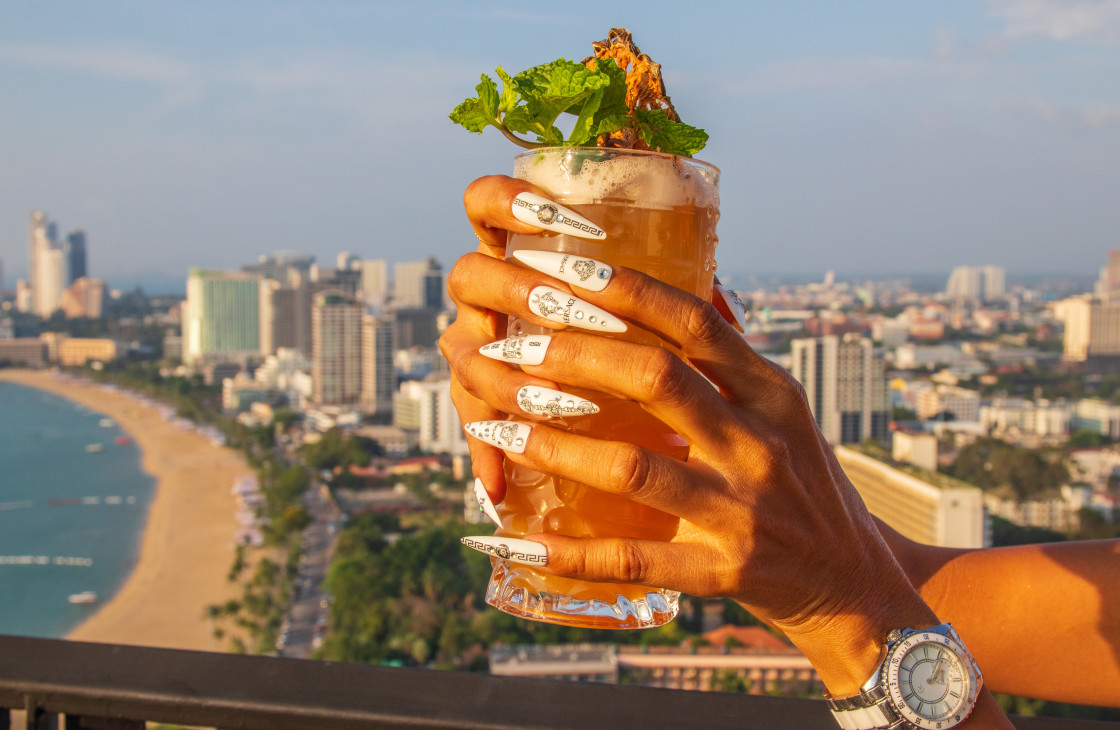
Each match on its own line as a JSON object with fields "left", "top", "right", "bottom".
{"left": 443, "top": 175, "right": 1015, "bottom": 726}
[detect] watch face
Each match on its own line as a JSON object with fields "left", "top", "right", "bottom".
{"left": 885, "top": 631, "right": 978, "bottom": 729}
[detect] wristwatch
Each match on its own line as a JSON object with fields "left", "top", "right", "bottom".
{"left": 826, "top": 623, "right": 983, "bottom": 730}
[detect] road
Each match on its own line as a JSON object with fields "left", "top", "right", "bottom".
{"left": 278, "top": 483, "right": 338, "bottom": 658}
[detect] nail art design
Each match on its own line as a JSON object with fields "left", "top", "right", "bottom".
{"left": 714, "top": 284, "right": 747, "bottom": 333}
{"left": 517, "top": 386, "right": 599, "bottom": 418}
{"left": 460, "top": 535, "right": 548, "bottom": 566}
{"left": 512, "top": 250, "right": 613, "bottom": 292}
{"left": 478, "top": 335, "right": 552, "bottom": 365}
{"left": 529, "top": 286, "right": 626, "bottom": 333}
{"left": 512, "top": 193, "right": 606, "bottom": 241}
{"left": 473, "top": 477, "right": 502, "bottom": 526}
{"left": 464, "top": 420, "right": 533, "bottom": 454}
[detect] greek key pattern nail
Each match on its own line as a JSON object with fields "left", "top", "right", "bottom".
{"left": 463, "top": 420, "right": 533, "bottom": 454}
{"left": 512, "top": 250, "right": 613, "bottom": 292}
{"left": 478, "top": 335, "right": 552, "bottom": 365}
{"left": 511, "top": 193, "right": 606, "bottom": 240}
{"left": 473, "top": 478, "right": 502, "bottom": 526}
{"left": 460, "top": 535, "right": 548, "bottom": 566}
{"left": 518, "top": 386, "right": 599, "bottom": 418}
{"left": 529, "top": 286, "right": 625, "bottom": 333}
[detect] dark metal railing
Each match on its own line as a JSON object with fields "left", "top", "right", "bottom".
{"left": 0, "top": 635, "right": 1112, "bottom": 729}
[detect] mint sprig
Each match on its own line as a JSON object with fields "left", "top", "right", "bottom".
{"left": 449, "top": 58, "right": 707, "bottom": 156}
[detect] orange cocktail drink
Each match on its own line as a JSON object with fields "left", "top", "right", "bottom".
{"left": 487, "top": 146, "right": 720, "bottom": 628}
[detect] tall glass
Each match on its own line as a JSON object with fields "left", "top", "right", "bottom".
{"left": 486, "top": 147, "right": 720, "bottom": 629}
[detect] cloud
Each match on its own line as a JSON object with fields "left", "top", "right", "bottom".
{"left": 988, "top": 0, "right": 1120, "bottom": 43}
{"left": 0, "top": 43, "right": 202, "bottom": 108}
{"left": 992, "top": 96, "right": 1120, "bottom": 128}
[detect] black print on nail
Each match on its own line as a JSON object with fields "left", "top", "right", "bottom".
{"left": 498, "top": 423, "right": 518, "bottom": 446}
{"left": 512, "top": 197, "right": 605, "bottom": 238}
{"left": 536, "top": 291, "right": 564, "bottom": 318}
{"left": 571, "top": 259, "right": 595, "bottom": 281}
{"left": 461, "top": 537, "right": 547, "bottom": 565}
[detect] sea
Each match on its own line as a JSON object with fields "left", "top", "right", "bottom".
{"left": 0, "top": 381, "right": 155, "bottom": 638}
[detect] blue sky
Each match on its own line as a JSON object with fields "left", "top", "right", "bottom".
{"left": 1, "top": 1, "right": 1118, "bottom": 292}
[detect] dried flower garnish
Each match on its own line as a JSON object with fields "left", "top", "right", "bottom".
{"left": 449, "top": 29, "right": 707, "bottom": 156}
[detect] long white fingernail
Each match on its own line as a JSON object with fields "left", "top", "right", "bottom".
{"left": 714, "top": 284, "right": 747, "bottom": 333}
{"left": 473, "top": 478, "right": 502, "bottom": 526}
{"left": 512, "top": 250, "right": 613, "bottom": 292}
{"left": 460, "top": 535, "right": 548, "bottom": 566}
{"left": 464, "top": 420, "right": 533, "bottom": 454}
{"left": 517, "top": 386, "right": 599, "bottom": 418}
{"left": 478, "top": 335, "right": 552, "bottom": 365}
{"left": 529, "top": 286, "right": 626, "bottom": 333}
{"left": 512, "top": 193, "right": 606, "bottom": 241}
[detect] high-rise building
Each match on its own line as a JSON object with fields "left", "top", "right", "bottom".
{"left": 29, "top": 211, "right": 69, "bottom": 317}
{"left": 337, "top": 252, "right": 359, "bottom": 271}
{"left": 183, "top": 270, "right": 264, "bottom": 364}
{"left": 394, "top": 257, "right": 443, "bottom": 309}
{"left": 358, "top": 259, "right": 389, "bottom": 306}
{"left": 311, "top": 291, "right": 363, "bottom": 407}
{"left": 66, "top": 230, "right": 87, "bottom": 283}
{"left": 1055, "top": 296, "right": 1120, "bottom": 364}
{"left": 242, "top": 252, "right": 315, "bottom": 281}
{"left": 981, "top": 265, "right": 1004, "bottom": 301}
{"left": 394, "top": 378, "right": 469, "bottom": 455}
{"left": 361, "top": 310, "right": 395, "bottom": 418}
{"left": 790, "top": 334, "right": 889, "bottom": 445}
{"left": 945, "top": 265, "right": 1005, "bottom": 303}
{"left": 58, "top": 277, "right": 106, "bottom": 319}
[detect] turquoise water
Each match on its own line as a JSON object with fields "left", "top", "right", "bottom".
{"left": 0, "top": 381, "right": 155, "bottom": 638}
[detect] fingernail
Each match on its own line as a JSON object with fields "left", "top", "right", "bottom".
{"left": 463, "top": 420, "right": 533, "bottom": 454}
{"left": 517, "top": 385, "right": 599, "bottom": 418}
{"left": 512, "top": 193, "right": 606, "bottom": 241}
{"left": 460, "top": 535, "right": 548, "bottom": 566}
{"left": 714, "top": 284, "right": 747, "bottom": 333}
{"left": 512, "top": 250, "right": 613, "bottom": 292}
{"left": 479, "top": 335, "right": 552, "bottom": 365}
{"left": 529, "top": 286, "right": 626, "bottom": 333}
{"left": 473, "top": 477, "right": 502, "bottom": 526}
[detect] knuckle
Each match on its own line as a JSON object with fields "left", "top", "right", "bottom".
{"left": 611, "top": 541, "right": 648, "bottom": 584}
{"left": 685, "top": 299, "right": 732, "bottom": 348}
{"left": 606, "top": 444, "right": 653, "bottom": 498}
{"left": 637, "top": 347, "right": 690, "bottom": 405}
{"left": 445, "top": 252, "right": 484, "bottom": 299}
{"left": 754, "top": 433, "right": 792, "bottom": 483}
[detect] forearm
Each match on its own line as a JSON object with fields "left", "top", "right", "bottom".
{"left": 877, "top": 519, "right": 1120, "bottom": 707}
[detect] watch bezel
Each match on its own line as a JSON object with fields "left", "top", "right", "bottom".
{"left": 881, "top": 626, "right": 983, "bottom": 729}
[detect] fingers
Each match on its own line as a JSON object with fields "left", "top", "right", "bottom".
{"left": 528, "top": 533, "right": 729, "bottom": 598}
{"left": 465, "top": 176, "right": 537, "bottom": 253}
{"left": 464, "top": 418, "right": 722, "bottom": 523}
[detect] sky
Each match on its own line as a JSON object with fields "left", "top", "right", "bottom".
{"left": 1, "top": 0, "right": 1118, "bottom": 293}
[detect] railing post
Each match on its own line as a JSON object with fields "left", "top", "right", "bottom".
{"left": 21, "top": 699, "right": 56, "bottom": 730}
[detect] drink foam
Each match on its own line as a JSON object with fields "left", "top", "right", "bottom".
{"left": 514, "top": 148, "right": 719, "bottom": 210}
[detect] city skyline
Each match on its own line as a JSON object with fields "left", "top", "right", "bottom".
{"left": 2, "top": 2, "right": 1119, "bottom": 289}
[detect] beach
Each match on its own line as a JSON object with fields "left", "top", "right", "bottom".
{"left": 0, "top": 369, "right": 249, "bottom": 651}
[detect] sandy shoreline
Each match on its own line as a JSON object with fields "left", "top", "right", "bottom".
{"left": 0, "top": 369, "right": 249, "bottom": 651}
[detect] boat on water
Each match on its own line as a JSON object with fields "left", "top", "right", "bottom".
{"left": 85, "top": 444, "right": 103, "bottom": 453}
{"left": 68, "top": 591, "right": 98, "bottom": 605}
{"left": 115, "top": 436, "right": 132, "bottom": 445}
{"left": 99, "top": 418, "right": 114, "bottom": 428}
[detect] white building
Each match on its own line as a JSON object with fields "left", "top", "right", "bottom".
{"left": 979, "top": 398, "right": 1073, "bottom": 437}
{"left": 945, "top": 265, "right": 1005, "bottom": 303}
{"left": 393, "top": 257, "right": 443, "bottom": 309}
{"left": 1055, "top": 296, "right": 1120, "bottom": 362}
{"left": 359, "top": 259, "right": 389, "bottom": 306}
{"left": 916, "top": 385, "right": 981, "bottom": 422}
{"left": 254, "top": 348, "right": 313, "bottom": 409}
{"left": 394, "top": 378, "right": 469, "bottom": 455}
{"left": 835, "top": 446, "right": 987, "bottom": 548}
{"left": 29, "top": 212, "right": 70, "bottom": 318}
{"left": 1072, "top": 400, "right": 1120, "bottom": 439}
{"left": 891, "top": 431, "right": 938, "bottom": 472}
{"left": 311, "top": 290, "right": 363, "bottom": 407}
{"left": 183, "top": 270, "right": 265, "bottom": 364}
{"left": 790, "top": 335, "right": 889, "bottom": 444}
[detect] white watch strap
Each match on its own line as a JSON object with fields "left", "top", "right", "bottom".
{"left": 829, "top": 703, "right": 893, "bottom": 730}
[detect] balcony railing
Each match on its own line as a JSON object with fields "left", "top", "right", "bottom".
{"left": 0, "top": 635, "right": 1111, "bottom": 729}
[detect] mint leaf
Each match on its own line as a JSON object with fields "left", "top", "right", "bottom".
{"left": 513, "top": 59, "right": 609, "bottom": 135}
{"left": 448, "top": 96, "right": 490, "bottom": 134}
{"left": 495, "top": 66, "right": 517, "bottom": 114}
{"left": 635, "top": 108, "right": 710, "bottom": 156}
{"left": 475, "top": 74, "right": 500, "bottom": 127}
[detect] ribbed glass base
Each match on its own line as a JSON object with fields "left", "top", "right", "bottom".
{"left": 485, "top": 560, "right": 679, "bottom": 629}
